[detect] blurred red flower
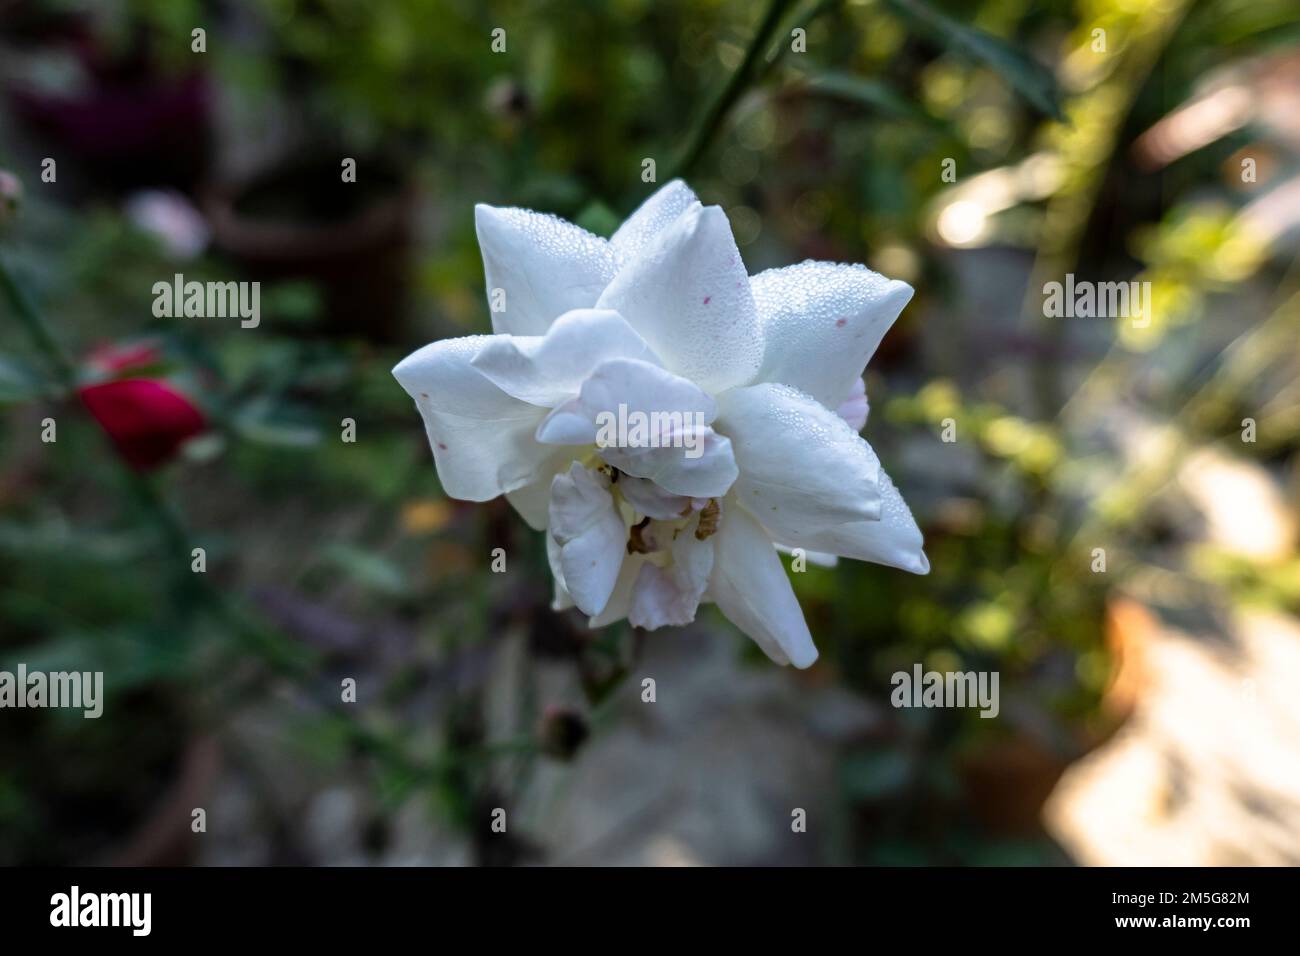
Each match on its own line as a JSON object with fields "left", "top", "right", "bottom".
{"left": 79, "top": 378, "right": 205, "bottom": 471}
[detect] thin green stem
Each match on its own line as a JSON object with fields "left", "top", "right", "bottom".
{"left": 667, "top": 0, "right": 797, "bottom": 181}
{"left": 757, "top": 0, "right": 840, "bottom": 84}
{"left": 2, "top": 226, "right": 537, "bottom": 814}
{"left": 0, "top": 252, "right": 77, "bottom": 386}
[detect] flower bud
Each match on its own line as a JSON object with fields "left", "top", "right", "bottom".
{"left": 79, "top": 378, "right": 206, "bottom": 471}
{"left": 536, "top": 705, "right": 589, "bottom": 761}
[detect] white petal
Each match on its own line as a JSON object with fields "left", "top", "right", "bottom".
{"left": 599, "top": 427, "right": 737, "bottom": 499}
{"left": 768, "top": 466, "right": 929, "bottom": 575}
{"left": 545, "top": 533, "right": 576, "bottom": 611}
{"left": 715, "top": 383, "right": 881, "bottom": 539}
{"left": 588, "top": 553, "right": 646, "bottom": 628}
{"left": 597, "top": 203, "right": 763, "bottom": 394}
{"left": 535, "top": 357, "right": 716, "bottom": 445}
{"left": 617, "top": 475, "right": 691, "bottom": 520}
{"left": 470, "top": 308, "right": 660, "bottom": 408}
{"left": 836, "top": 376, "right": 870, "bottom": 432}
{"left": 506, "top": 482, "right": 551, "bottom": 531}
{"left": 534, "top": 357, "right": 739, "bottom": 499}
{"left": 710, "top": 503, "right": 818, "bottom": 668}
{"left": 393, "top": 336, "right": 550, "bottom": 501}
{"left": 548, "top": 464, "right": 627, "bottom": 616}
{"left": 629, "top": 519, "right": 714, "bottom": 630}
{"left": 533, "top": 398, "right": 598, "bottom": 445}
{"left": 749, "top": 262, "right": 912, "bottom": 409}
{"left": 775, "top": 543, "right": 839, "bottom": 568}
{"left": 628, "top": 564, "right": 686, "bottom": 630}
{"left": 671, "top": 513, "right": 715, "bottom": 594}
{"left": 476, "top": 204, "right": 618, "bottom": 336}
{"left": 627, "top": 512, "right": 716, "bottom": 630}
{"left": 609, "top": 179, "right": 699, "bottom": 262}
{"left": 505, "top": 448, "right": 581, "bottom": 530}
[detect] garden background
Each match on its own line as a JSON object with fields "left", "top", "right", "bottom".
{"left": 1, "top": 0, "right": 1298, "bottom": 865}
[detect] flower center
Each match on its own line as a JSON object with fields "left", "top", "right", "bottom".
{"left": 598, "top": 465, "right": 721, "bottom": 557}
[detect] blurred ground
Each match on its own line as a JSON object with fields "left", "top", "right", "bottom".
{"left": 1048, "top": 606, "right": 1300, "bottom": 866}
{"left": 201, "top": 622, "right": 882, "bottom": 866}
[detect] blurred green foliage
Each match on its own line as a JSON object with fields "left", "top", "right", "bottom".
{"left": 1, "top": 0, "right": 1297, "bottom": 864}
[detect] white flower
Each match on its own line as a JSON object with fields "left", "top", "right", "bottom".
{"left": 394, "top": 180, "right": 927, "bottom": 668}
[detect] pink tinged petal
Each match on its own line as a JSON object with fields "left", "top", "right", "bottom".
{"left": 597, "top": 203, "right": 763, "bottom": 394}
{"left": 470, "top": 308, "right": 661, "bottom": 408}
{"left": 609, "top": 179, "right": 699, "bottom": 262}
{"left": 709, "top": 503, "right": 818, "bottom": 668}
{"left": 749, "top": 262, "right": 913, "bottom": 409}
{"left": 475, "top": 204, "right": 618, "bottom": 336}
{"left": 715, "top": 383, "right": 882, "bottom": 539}
{"left": 548, "top": 464, "right": 627, "bottom": 616}
{"left": 768, "top": 466, "right": 929, "bottom": 575}
{"left": 836, "top": 376, "right": 870, "bottom": 432}
{"left": 393, "top": 336, "right": 552, "bottom": 502}
{"left": 628, "top": 513, "right": 715, "bottom": 629}
{"left": 628, "top": 564, "right": 686, "bottom": 629}
{"left": 618, "top": 475, "right": 692, "bottom": 520}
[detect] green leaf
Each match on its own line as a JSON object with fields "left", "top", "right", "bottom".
{"left": 884, "top": 0, "right": 1066, "bottom": 123}
{"left": 232, "top": 397, "right": 323, "bottom": 447}
{"left": 573, "top": 200, "right": 622, "bottom": 239}
{"left": 323, "top": 543, "right": 408, "bottom": 596}
{"left": 799, "top": 70, "right": 945, "bottom": 127}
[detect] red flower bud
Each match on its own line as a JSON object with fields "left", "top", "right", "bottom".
{"left": 79, "top": 378, "right": 206, "bottom": 471}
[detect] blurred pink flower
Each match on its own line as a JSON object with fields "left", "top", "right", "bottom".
{"left": 124, "top": 190, "right": 209, "bottom": 260}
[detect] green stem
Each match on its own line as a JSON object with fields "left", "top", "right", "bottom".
{"left": 1, "top": 241, "right": 533, "bottom": 810}
{"left": 1, "top": 250, "right": 309, "bottom": 677}
{"left": 757, "top": 0, "right": 840, "bottom": 84}
{"left": 667, "top": 0, "right": 797, "bottom": 181}
{"left": 0, "top": 252, "right": 77, "bottom": 386}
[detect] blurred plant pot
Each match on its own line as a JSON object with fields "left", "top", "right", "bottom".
{"left": 956, "top": 596, "right": 1144, "bottom": 837}
{"left": 956, "top": 735, "right": 1072, "bottom": 837}
{"left": 204, "top": 153, "right": 415, "bottom": 342}
{"left": 1099, "top": 594, "right": 1155, "bottom": 724}
{"left": 106, "top": 734, "right": 221, "bottom": 866}
{"left": 6, "top": 22, "right": 213, "bottom": 192}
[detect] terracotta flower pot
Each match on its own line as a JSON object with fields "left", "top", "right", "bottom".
{"left": 956, "top": 596, "right": 1144, "bottom": 836}
{"left": 204, "top": 153, "right": 416, "bottom": 342}
{"left": 107, "top": 735, "right": 221, "bottom": 867}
